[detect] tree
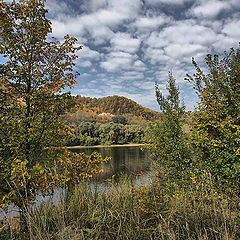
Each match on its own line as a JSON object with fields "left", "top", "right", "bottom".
{"left": 146, "top": 73, "right": 191, "bottom": 180}
{"left": 112, "top": 115, "right": 127, "bottom": 125}
{"left": 0, "top": 0, "right": 107, "bottom": 233}
{"left": 186, "top": 46, "right": 240, "bottom": 189}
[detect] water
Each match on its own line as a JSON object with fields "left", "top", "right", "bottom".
{"left": 71, "top": 145, "right": 151, "bottom": 181}
{"left": 0, "top": 145, "right": 151, "bottom": 220}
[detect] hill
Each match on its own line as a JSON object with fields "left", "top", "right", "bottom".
{"left": 73, "top": 95, "right": 161, "bottom": 121}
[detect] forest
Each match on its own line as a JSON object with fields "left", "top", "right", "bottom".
{"left": 63, "top": 95, "right": 158, "bottom": 146}
{"left": 73, "top": 95, "right": 161, "bottom": 121}
{"left": 0, "top": 0, "right": 240, "bottom": 239}
{"left": 65, "top": 121, "right": 145, "bottom": 146}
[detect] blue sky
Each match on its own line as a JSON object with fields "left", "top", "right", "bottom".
{"left": 3, "top": 0, "right": 240, "bottom": 111}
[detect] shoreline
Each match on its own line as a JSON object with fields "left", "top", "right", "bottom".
{"left": 66, "top": 143, "right": 145, "bottom": 149}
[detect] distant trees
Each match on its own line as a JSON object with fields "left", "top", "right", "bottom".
{"left": 66, "top": 122, "right": 145, "bottom": 146}
{"left": 112, "top": 115, "right": 127, "bottom": 125}
{"left": 74, "top": 95, "right": 161, "bottom": 121}
{"left": 0, "top": 0, "right": 107, "bottom": 233}
{"left": 186, "top": 46, "right": 240, "bottom": 189}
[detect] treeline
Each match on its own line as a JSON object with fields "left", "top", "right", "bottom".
{"left": 64, "top": 110, "right": 150, "bottom": 126}
{"left": 73, "top": 95, "right": 161, "bottom": 121}
{"left": 66, "top": 122, "right": 144, "bottom": 146}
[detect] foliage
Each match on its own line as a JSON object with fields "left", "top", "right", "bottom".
{"left": 0, "top": 0, "right": 107, "bottom": 231}
{"left": 146, "top": 73, "right": 191, "bottom": 180}
{"left": 73, "top": 95, "right": 161, "bottom": 121}
{"left": 112, "top": 115, "right": 127, "bottom": 125}
{"left": 66, "top": 121, "right": 145, "bottom": 146}
{"left": 186, "top": 46, "right": 240, "bottom": 189}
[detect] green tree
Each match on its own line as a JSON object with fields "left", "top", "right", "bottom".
{"left": 147, "top": 73, "right": 191, "bottom": 180}
{"left": 186, "top": 47, "right": 240, "bottom": 189}
{"left": 112, "top": 115, "right": 127, "bottom": 125}
{"left": 0, "top": 0, "right": 107, "bottom": 234}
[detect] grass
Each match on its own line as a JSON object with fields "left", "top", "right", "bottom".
{"left": 1, "top": 173, "right": 240, "bottom": 240}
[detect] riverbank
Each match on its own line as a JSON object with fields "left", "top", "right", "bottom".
{"left": 2, "top": 176, "right": 239, "bottom": 240}
{"left": 66, "top": 143, "right": 145, "bottom": 149}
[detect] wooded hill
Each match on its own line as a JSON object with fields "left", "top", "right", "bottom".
{"left": 73, "top": 95, "right": 161, "bottom": 121}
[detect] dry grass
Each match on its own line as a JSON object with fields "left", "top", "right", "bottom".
{"left": 1, "top": 175, "right": 240, "bottom": 240}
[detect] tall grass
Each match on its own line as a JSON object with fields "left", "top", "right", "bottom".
{"left": 1, "top": 175, "right": 240, "bottom": 240}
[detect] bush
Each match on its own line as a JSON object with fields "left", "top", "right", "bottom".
{"left": 186, "top": 46, "right": 240, "bottom": 190}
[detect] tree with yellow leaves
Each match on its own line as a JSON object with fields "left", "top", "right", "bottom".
{"left": 0, "top": 0, "right": 108, "bottom": 234}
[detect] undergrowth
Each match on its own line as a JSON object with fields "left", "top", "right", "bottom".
{"left": 1, "top": 174, "right": 239, "bottom": 240}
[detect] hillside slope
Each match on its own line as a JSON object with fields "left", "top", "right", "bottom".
{"left": 74, "top": 95, "right": 160, "bottom": 121}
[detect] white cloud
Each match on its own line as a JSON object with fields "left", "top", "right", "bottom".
{"left": 133, "top": 15, "right": 170, "bottom": 31}
{"left": 51, "top": 19, "right": 84, "bottom": 39}
{"left": 110, "top": 51, "right": 134, "bottom": 58}
{"left": 190, "top": 1, "right": 231, "bottom": 18}
{"left": 101, "top": 52, "right": 135, "bottom": 72}
{"left": 133, "top": 60, "right": 146, "bottom": 71}
{"left": 79, "top": 61, "right": 92, "bottom": 68}
{"left": 110, "top": 33, "right": 141, "bottom": 54}
{"left": 144, "top": 47, "right": 171, "bottom": 64}
{"left": 107, "top": 0, "right": 142, "bottom": 19}
{"left": 159, "top": 21, "right": 217, "bottom": 46}
{"left": 165, "top": 43, "right": 206, "bottom": 60}
{"left": 213, "top": 35, "right": 237, "bottom": 52}
{"left": 91, "top": 9, "right": 129, "bottom": 27}
{"left": 222, "top": 19, "right": 240, "bottom": 39}
{"left": 49, "top": 0, "right": 142, "bottom": 45}
{"left": 144, "top": 20, "right": 218, "bottom": 64}
{"left": 120, "top": 71, "right": 144, "bottom": 80}
{"left": 76, "top": 45, "right": 102, "bottom": 68}
{"left": 146, "top": 32, "right": 168, "bottom": 48}
{"left": 46, "top": 0, "right": 69, "bottom": 17}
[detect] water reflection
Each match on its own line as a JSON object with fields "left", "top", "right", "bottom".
{"left": 70, "top": 146, "right": 151, "bottom": 181}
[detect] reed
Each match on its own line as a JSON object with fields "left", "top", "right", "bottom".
{"left": 1, "top": 175, "right": 240, "bottom": 240}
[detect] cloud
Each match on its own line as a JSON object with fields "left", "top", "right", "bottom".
{"left": 157, "top": 20, "right": 217, "bottom": 46}
{"left": 79, "top": 46, "right": 102, "bottom": 60}
{"left": 143, "top": 20, "right": 218, "bottom": 65}
{"left": 144, "top": 47, "right": 171, "bottom": 64}
{"left": 133, "top": 80, "right": 154, "bottom": 90}
{"left": 87, "top": 0, "right": 108, "bottom": 12}
{"left": 101, "top": 51, "right": 137, "bottom": 72}
{"left": 190, "top": 0, "right": 231, "bottom": 18}
{"left": 222, "top": 19, "right": 240, "bottom": 39}
{"left": 48, "top": 0, "right": 142, "bottom": 44}
{"left": 133, "top": 60, "right": 147, "bottom": 71}
{"left": 213, "top": 35, "right": 237, "bottom": 52}
{"left": 86, "top": 9, "right": 129, "bottom": 28}
{"left": 133, "top": 15, "right": 170, "bottom": 31}
{"left": 165, "top": 43, "right": 206, "bottom": 61}
{"left": 110, "top": 33, "right": 141, "bottom": 54}
{"left": 120, "top": 71, "right": 145, "bottom": 81}
{"left": 79, "top": 60, "right": 92, "bottom": 68}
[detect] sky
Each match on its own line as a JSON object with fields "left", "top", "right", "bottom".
{"left": 3, "top": 0, "right": 240, "bottom": 111}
